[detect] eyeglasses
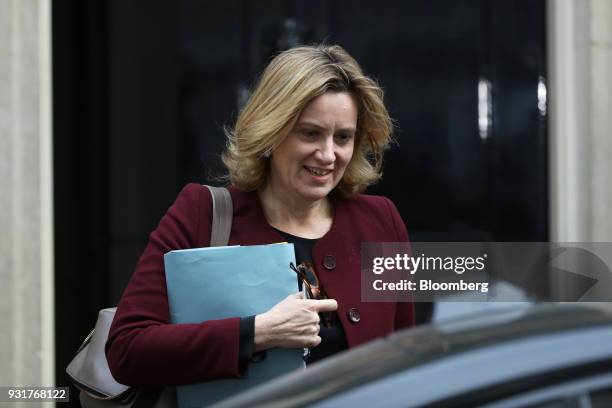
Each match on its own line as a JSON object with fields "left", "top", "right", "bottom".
{"left": 290, "top": 261, "right": 322, "bottom": 299}
{"left": 290, "top": 261, "right": 332, "bottom": 328}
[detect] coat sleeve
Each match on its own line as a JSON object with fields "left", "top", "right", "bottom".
{"left": 105, "top": 183, "right": 242, "bottom": 386}
{"left": 383, "top": 197, "right": 416, "bottom": 330}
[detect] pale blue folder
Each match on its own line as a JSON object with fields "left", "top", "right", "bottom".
{"left": 164, "top": 243, "right": 305, "bottom": 408}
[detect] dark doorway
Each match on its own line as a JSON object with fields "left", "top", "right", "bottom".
{"left": 179, "top": 0, "right": 547, "bottom": 243}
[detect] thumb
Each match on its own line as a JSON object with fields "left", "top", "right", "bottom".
{"left": 288, "top": 292, "right": 304, "bottom": 300}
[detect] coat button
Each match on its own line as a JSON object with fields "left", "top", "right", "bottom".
{"left": 322, "top": 255, "right": 336, "bottom": 270}
{"left": 347, "top": 308, "right": 361, "bottom": 323}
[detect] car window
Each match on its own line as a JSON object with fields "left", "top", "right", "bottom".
{"left": 486, "top": 372, "right": 612, "bottom": 408}
{"left": 521, "top": 388, "right": 612, "bottom": 408}
{"left": 481, "top": 372, "right": 612, "bottom": 408}
{"left": 522, "top": 396, "right": 582, "bottom": 408}
{"left": 591, "top": 385, "right": 612, "bottom": 408}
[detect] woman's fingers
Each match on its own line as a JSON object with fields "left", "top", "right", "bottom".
{"left": 301, "top": 323, "right": 320, "bottom": 335}
{"left": 304, "top": 298, "right": 338, "bottom": 313}
{"left": 312, "top": 313, "right": 320, "bottom": 324}
{"left": 310, "top": 336, "right": 322, "bottom": 348}
{"left": 254, "top": 296, "right": 337, "bottom": 350}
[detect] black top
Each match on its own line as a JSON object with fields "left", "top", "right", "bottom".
{"left": 273, "top": 228, "right": 348, "bottom": 364}
{"left": 238, "top": 228, "right": 348, "bottom": 370}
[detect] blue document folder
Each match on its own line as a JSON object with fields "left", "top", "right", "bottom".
{"left": 164, "top": 243, "right": 305, "bottom": 408}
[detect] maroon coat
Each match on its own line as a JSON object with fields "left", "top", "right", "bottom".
{"left": 106, "top": 183, "right": 414, "bottom": 386}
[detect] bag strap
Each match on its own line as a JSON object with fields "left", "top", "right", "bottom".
{"left": 135, "top": 186, "right": 232, "bottom": 407}
{"left": 205, "top": 185, "right": 233, "bottom": 247}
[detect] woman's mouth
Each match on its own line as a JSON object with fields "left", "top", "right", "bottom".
{"left": 304, "top": 166, "right": 332, "bottom": 177}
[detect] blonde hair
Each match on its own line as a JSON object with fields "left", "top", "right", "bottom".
{"left": 222, "top": 44, "right": 393, "bottom": 194}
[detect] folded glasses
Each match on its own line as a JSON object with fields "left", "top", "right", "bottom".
{"left": 290, "top": 261, "right": 332, "bottom": 328}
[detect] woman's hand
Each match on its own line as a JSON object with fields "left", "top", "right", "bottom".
{"left": 254, "top": 293, "right": 338, "bottom": 352}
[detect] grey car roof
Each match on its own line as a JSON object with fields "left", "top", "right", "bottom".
{"left": 214, "top": 303, "right": 612, "bottom": 408}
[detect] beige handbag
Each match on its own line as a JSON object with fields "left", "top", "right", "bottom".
{"left": 67, "top": 185, "right": 233, "bottom": 407}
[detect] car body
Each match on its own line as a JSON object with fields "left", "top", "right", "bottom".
{"left": 214, "top": 303, "right": 612, "bottom": 408}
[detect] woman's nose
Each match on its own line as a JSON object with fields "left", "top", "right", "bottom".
{"left": 317, "top": 138, "right": 335, "bottom": 163}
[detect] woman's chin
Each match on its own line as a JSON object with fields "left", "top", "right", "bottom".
{"left": 296, "top": 185, "right": 334, "bottom": 202}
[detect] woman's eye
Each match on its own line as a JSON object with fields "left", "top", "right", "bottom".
{"left": 303, "top": 130, "right": 319, "bottom": 138}
{"left": 335, "top": 133, "right": 353, "bottom": 144}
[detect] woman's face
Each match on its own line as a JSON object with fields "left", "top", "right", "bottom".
{"left": 269, "top": 91, "right": 357, "bottom": 203}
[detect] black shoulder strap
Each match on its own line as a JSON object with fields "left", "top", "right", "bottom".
{"left": 204, "top": 185, "right": 233, "bottom": 247}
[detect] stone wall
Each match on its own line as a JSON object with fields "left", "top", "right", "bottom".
{"left": 0, "top": 0, "right": 54, "bottom": 391}
{"left": 589, "top": 0, "right": 612, "bottom": 241}
{"left": 548, "top": 0, "right": 612, "bottom": 298}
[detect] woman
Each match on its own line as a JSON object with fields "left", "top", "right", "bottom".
{"left": 106, "top": 44, "right": 414, "bottom": 386}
